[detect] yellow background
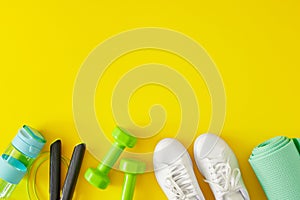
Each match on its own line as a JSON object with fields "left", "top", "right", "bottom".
{"left": 1, "top": 0, "right": 300, "bottom": 199}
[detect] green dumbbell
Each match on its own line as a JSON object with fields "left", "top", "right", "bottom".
{"left": 84, "top": 127, "right": 137, "bottom": 189}
{"left": 119, "top": 158, "right": 146, "bottom": 200}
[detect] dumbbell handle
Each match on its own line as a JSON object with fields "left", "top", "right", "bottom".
{"left": 121, "top": 174, "right": 137, "bottom": 200}
{"left": 97, "top": 143, "right": 125, "bottom": 175}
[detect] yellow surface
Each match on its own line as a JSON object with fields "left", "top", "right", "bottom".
{"left": 0, "top": 0, "right": 300, "bottom": 199}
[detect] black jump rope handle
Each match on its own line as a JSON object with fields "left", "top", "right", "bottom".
{"left": 61, "top": 143, "right": 86, "bottom": 200}
{"left": 50, "top": 141, "right": 86, "bottom": 200}
{"left": 50, "top": 140, "right": 61, "bottom": 200}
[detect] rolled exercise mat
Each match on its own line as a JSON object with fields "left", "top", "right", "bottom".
{"left": 249, "top": 136, "right": 300, "bottom": 200}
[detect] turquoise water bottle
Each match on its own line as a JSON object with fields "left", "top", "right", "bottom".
{"left": 0, "top": 125, "right": 46, "bottom": 199}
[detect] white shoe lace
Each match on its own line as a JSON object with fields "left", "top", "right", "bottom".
{"left": 205, "top": 158, "right": 242, "bottom": 198}
{"left": 165, "top": 164, "right": 201, "bottom": 200}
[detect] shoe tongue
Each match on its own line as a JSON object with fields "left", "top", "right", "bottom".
{"left": 224, "top": 191, "right": 244, "bottom": 200}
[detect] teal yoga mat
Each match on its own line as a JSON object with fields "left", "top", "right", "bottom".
{"left": 249, "top": 136, "right": 300, "bottom": 200}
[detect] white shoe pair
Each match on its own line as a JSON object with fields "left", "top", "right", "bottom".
{"left": 153, "top": 134, "right": 250, "bottom": 200}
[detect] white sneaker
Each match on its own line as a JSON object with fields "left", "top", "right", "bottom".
{"left": 153, "top": 138, "right": 205, "bottom": 200}
{"left": 193, "top": 134, "right": 250, "bottom": 200}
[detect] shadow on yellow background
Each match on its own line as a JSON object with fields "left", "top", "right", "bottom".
{"left": 1, "top": 0, "right": 300, "bottom": 199}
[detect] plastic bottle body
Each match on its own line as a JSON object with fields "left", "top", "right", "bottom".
{"left": 0, "top": 125, "right": 46, "bottom": 199}
{"left": 0, "top": 179, "right": 16, "bottom": 199}
{"left": 2, "top": 145, "right": 34, "bottom": 167}
{"left": 0, "top": 145, "right": 34, "bottom": 199}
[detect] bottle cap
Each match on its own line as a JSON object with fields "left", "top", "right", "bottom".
{"left": 12, "top": 125, "right": 46, "bottom": 158}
